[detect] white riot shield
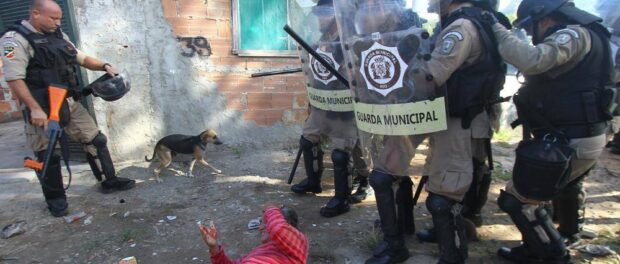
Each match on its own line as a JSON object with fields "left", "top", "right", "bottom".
{"left": 333, "top": 0, "right": 446, "bottom": 176}
{"left": 334, "top": 0, "right": 447, "bottom": 136}
{"left": 289, "top": 0, "right": 353, "bottom": 112}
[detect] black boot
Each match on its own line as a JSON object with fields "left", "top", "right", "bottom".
{"left": 365, "top": 236, "right": 410, "bottom": 264}
{"left": 397, "top": 177, "right": 415, "bottom": 235}
{"left": 427, "top": 193, "right": 468, "bottom": 264}
{"left": 350, "top": 175, "right": 370, "bottom": 204}
{"left": 416, "top": 227, "right": 437, "bottom": 243}
{"left": 36, "top": 151, "right": 68, "bottom": 217}
{"left": 497, "top": 191, "right": 572, "bottom": 263}
{"left": 291, "top": 136, "right": 323, "bottom": 194}
{"left": 101, "top": 177, "right": 136, "bottom": 193}
{"left": 554, "top": 176, "right": 586, "bottom": 247}
{"left": 91, "top": 133, "right": 135, "bottom": 193}
{"left": 462, "top": 158, "right": 491, "bottom": 227}
{"left": 609, "top": 132, "right": 620, "bottom": 154}
{"left": 320, "top": 150, "right": 351, "bottom": 217}
{"left": 498, "top": 244, "right": 574, "bottom": 264}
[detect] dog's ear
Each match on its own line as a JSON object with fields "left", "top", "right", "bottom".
{"left": 199, "top": 131, "right": 209, "bottom": 142}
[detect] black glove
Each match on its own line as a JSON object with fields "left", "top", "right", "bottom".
{"left": 481, "top": 11, "right": 499, "bottom": 25}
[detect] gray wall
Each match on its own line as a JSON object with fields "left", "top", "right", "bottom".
{"left": 72, "top": 0, "right": 300, "bottom": 161}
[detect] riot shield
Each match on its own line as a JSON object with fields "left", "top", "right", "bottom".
{"left": 288, "top": 0, "right": 354, "bottom": 112}
{"left": 333, "top": 0, "right": 447, "bottom": 175}
{"left": 334, "top": 0, "right": 446, "bottom": 136}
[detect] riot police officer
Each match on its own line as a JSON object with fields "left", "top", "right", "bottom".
{"left": 490, "top": 0, "right": 614, "bottom": 262}
{"left": 289, "top": 0, "right": 371, "bottom": 218}
{"left": 1, "top": 0, "right": 135, "bottom": 217}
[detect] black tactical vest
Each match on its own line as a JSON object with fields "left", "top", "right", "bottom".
{"left": 442, "top": 7, "right": 506, "bottom": 129}
{"left": 9, "top": 22, "right": 80, "bottom": 92}
{"left": 523, "top": 24, "right": 613, "bottom": 137}
{"left": 9, "top": 22, "right": 79, "bottom": 124}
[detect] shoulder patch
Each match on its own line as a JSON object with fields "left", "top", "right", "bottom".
{"left": 556, "top": 28, "right": 580, "bottom": 39}
{"left": 3, "top": 31, "right": 16, "bottom": 38}
{"left": 555, "top": 33, "right": 573, "bottom": 45}
{"left": 440, "top": 38, "right": 456, "bottom": 55}
{"left": 442, "top": 31, "right": 464, "bottom": 41}
{"left": 3, "top": 40, "right": 18, "bottom": 60}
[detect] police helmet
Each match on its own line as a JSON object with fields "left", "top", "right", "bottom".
{"left": 354, "top": 0, "right": 404, "bottom": 34}
{"left": 515, "top": 0, "right": 601, "bottom": 29}
{"left": 88, "top": 72, "right": 131, "bottom": 101}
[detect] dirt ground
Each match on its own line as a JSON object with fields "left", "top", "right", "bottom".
{"left": 0, "top": 121, "right": 619, "bottom": 264}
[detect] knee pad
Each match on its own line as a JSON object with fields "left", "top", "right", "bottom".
{"left": 369, "top": 170, "right": 395, "bottom": 191}
{"left": 426, "top": 193, "right": 455, "bottom": 216}
{"left": 331, "top": 149, "right": 349, "bottom": 167}
{"left": 300, "top": 136, "right": 316, "bottom": 150}
{"left": 498, "top": 190, "right": 523, "bottom": 214}
{"left": 91, "top": 132, "right": 108, "bottom": 147}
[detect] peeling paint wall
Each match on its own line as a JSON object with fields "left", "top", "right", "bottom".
{"left": 72, "top": 0, "right": 303, "bottom": 161}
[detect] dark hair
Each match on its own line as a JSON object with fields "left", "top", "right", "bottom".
{"left": 280, "top": 205, "right": 299, "bottom": 228}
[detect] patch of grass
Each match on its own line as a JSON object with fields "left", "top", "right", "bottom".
{"left": 120, "top": 228, "right": 139, "bottom": 242}
{"left": 359, "top": 227, "right": 382, "bottom": 252}
{"left": 82, "top": 234, "right": 115, "bottom": 251}
{"left": 493, "top": 162, "right": 513, "bottom": 181}
{"left": 231, "top": 146, "right": 243, "bottom": 159}
{"left": 494, "top": 127, "right": 522, "bottom": 143}
{"left": 309, "top": 248, "right": 335, "bottom": 262}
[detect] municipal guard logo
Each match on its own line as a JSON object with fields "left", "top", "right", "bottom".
{"left": 360, "top": 42, "right": 408, "bottom": 96}
{"left": 3, "top": 41, "right": 17, "bottom": 60}
{"left": 310, "top": 49, "right": 340, "bottom": 85}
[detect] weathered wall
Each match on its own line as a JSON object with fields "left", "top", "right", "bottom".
{"left": 72, "top": 0, "right": 306, "bottom": 161}
{"left": 0, "top": 60, "right": 22, "bottom": 123}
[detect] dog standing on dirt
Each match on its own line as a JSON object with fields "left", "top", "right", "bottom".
{"left": 145, "top": 129, "right": 223, "bottom": 182}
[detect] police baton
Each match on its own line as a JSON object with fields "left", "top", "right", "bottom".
{"left": 288, "top": 147, "right": 303, "bottom": 184}
{"left": 251, "top": 68, "right": 302, "bottom": 78}
{"left": 412, "top": 175, "right": 428, "bottom": 206}
{"left": 283, "top": 25, "right": 350, "bottom": 88}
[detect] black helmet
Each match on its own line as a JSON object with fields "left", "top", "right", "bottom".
{"left": 515, "top": 0, "right": 601, "bottom": 28}
{"left": 469, "top": 0, "right": 499, "bottom": 11}
{"left": 88, "top": 72, "right": 131, "bottom": 101}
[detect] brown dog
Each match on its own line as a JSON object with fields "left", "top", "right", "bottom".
{"left": 145, "top": 129, "right": 223, "bottom": 182}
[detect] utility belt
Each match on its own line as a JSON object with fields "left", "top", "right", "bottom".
{"left": 531, "top": 122, "right": 607, "bottom": 140}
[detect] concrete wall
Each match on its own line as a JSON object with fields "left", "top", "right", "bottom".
{"left": 71, "top": 0, "right": 306, "bottom": 161}
{"left": 0, "top": 60, "right": 22, "bottom": 123}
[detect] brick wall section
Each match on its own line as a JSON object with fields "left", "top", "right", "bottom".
{"left": 162, "top": 0, "right": 307, "bottom": 126}
{"left": 0, "top": 60, "right": 23, "bottom": 123}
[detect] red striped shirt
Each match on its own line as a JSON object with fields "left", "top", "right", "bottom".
{"left": 210, "top": 207, "right": 309, "bottom": 264}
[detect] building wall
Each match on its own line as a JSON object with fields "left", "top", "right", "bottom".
{"left": 70, "top": 0, "right": 307, "bottom": 161}
{"left": 0, "top": 60, "right": 22, "bottom": 123}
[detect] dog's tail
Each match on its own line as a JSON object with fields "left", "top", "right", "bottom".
{"left": 145, "top": 147, "right": 157, "bottom": 162}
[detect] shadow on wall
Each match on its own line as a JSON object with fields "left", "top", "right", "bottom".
{"left": 72, "top": 0, "right": 301, "bottom": 162}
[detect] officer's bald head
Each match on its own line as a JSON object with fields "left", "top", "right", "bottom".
{"left": 29, "top": 0, "right": 62, "bottom": 33}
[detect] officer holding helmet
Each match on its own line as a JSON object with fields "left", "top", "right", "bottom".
{"left": 1, "top": 0, "right": 134, "bottom": 217}
{"left": 289, "top": 0, "right": 371, "bottom": 218}
{"left": 489, "top": 0, "right": 614, "bottom": 263}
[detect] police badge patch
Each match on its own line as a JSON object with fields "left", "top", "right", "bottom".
{"left": 555, "top": 33, "right": 573, "bottom": 45}
{"left": 3, "top": 41, "right": 17, "bottom": 60}
{"left": 359, "top": 42, "right": 408, "bottom": 96}
{"left": 440, "top": 38, "right": 456, "bottom": 55}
